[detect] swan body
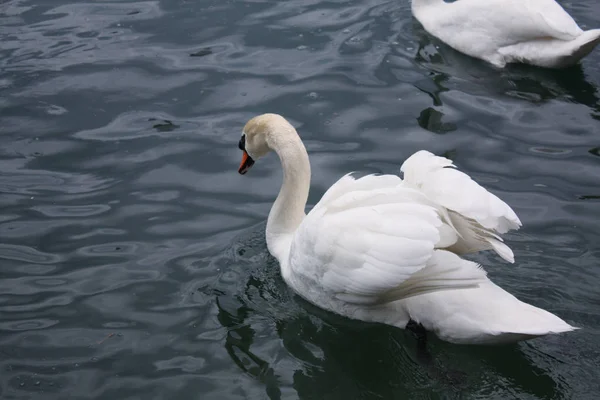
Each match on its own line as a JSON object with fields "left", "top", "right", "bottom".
{"left": 237, "top": 113, "right": 576, "bottom": 344}
{"left": 411, "top": 0, "right": 600, "bottom": 68}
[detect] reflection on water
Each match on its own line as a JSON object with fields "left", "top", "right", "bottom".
{"left": 412, "top": 24, "right": 600, "bottom": 109}
{"left": 1, "top": 0, "right": 600, "bottom": 399}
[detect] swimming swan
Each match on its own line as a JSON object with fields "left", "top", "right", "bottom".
{"left": 411, "top": 0, "right": 600, "bottom": 68}
{"left": 237, "top": 113, "right": 576, "bottom": 344}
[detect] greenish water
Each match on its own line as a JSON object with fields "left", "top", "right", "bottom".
{"left": 1, "top": 0, "right": 600, "bottom": 398}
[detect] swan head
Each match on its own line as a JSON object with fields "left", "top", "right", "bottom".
{"left": 237, "top": 113, "right": 293, "bottom": 175}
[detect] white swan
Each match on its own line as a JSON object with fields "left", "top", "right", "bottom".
{"left": 411, "top": 0, "right": 600, "bottom": 68}
{"left": 237, "top": 113, "right": 576, "bottom": 344}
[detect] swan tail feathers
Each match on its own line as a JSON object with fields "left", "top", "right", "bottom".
{"left": 408, "top": 281, "right": 578, "bottom": 344}
{"left": 498, "top": 29, "right": 600, "bottom": 68}
{"left": 478, "top": 309, "right": 578, "bottom": 344}
{"left": 569, "top": 29, "right": 600, "bottom": 61}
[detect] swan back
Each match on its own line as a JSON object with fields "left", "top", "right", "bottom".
{"left": 287, "top": 173, "right": 488, "bottom": 308}
{"left": 411, "top": 0, "right": 597, "bottom": 68}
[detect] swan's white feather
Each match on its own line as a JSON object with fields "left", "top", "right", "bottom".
{"left": 402, "top": 280, "right": 577, "bottom": 344}
{"left": 289, "top": 174, "right": 487, "bottom": 306}
{"left": 401, "top": 150, "right": 521, "bottom": 262}
{"left": 524, "top": 0, "right": 582, "bottom": 39}
{"left": 412, "top": 0, "right": 600, "bottom": 68}
{"left": 401, "top": 151, "right": 521, "bottom": 233}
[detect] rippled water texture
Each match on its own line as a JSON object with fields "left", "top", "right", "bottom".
{"left": 2, "top": 0, "right": 600, "bottom": 398}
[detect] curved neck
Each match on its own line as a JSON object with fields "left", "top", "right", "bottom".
{"left": 266, "top": 129, "right": 311, "bottom": 263}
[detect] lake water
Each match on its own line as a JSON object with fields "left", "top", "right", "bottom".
{"left": 2, "top": 0, "right": 600, "bottom": 399}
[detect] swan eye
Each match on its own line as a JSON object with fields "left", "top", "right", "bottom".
{"left": 238, "top": 135, "right": 246, "bottom": 151}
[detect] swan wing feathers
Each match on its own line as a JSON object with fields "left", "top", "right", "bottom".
{"left": 289, "top": 174, "right": 487, "bottom": 306}
{"left": 400, "top": 151, "right": 521, "bottom": 233}
{"left": 451, "top": 0, "right": 582, "bottom": 42}
{"left": 400, "top": 151, "right": 521, "bottom": 263}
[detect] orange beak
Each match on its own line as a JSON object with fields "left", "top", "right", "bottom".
{"left": 238, "top": 151, "right": 255, "bottom": 175}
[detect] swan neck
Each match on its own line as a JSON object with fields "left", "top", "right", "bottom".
{"left": 266, "top": 129, "right": 310, "bottom": 262}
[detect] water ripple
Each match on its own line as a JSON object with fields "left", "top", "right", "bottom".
{"left": 1, "top": 0, "right": 600, "bottom": 398}
{"left": 0, "top": 244, "right": 62, "bottom": 265}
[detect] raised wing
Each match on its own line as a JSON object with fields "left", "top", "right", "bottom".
{"left": 401, "top": 151, "right": 521, "bottom": 263}
{"left": 288, "top": 174, "right": 487, "bottom": 306}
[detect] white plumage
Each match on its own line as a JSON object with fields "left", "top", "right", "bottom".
{"left": 401, "top": 150, "right": 521, "bottom": 263}
{"left": 239, "top": 113, "right": 577, "bottom": 345}
{"left": 411, "top": 0, "right": 600, "bottom": 68}
{"left": 291, "top": 175, "right": 487, "bottom": 305}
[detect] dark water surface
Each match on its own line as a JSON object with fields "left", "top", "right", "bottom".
{"left": 2, "top": 0, "right": 600, "bottom": 398}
